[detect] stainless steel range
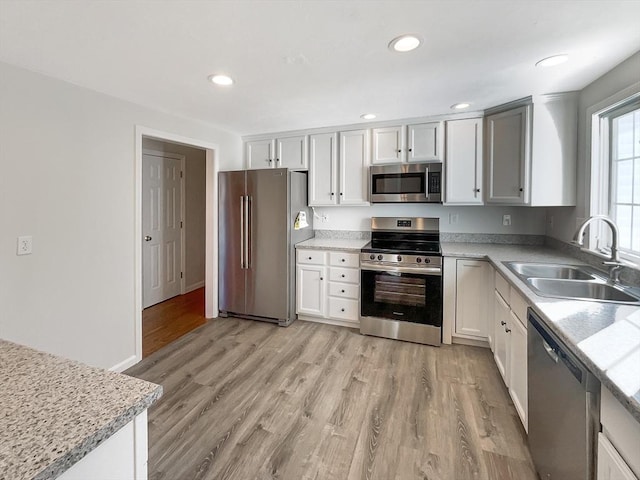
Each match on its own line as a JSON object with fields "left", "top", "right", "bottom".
{"left": 360, "top": 217, "right": 442, "bottom": 346}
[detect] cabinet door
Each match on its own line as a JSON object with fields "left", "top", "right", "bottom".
{"left": 296, "top": 265, "right": 326, "bottom": 317}
{"left": 493, "top": 290, "right": 509, "bottom": 382}
{"left": 508, "top": 311, "right": 528, "bottom": 431}
{"left": 455, "top": 259, "right": 492, "bottom": 338}
{"left": 485, "top": 105, "right": 530, "bottom": 204}
{"left": 445, "top": 118, "right": 483, "bottom": 204}
{"left": 308, "top": 133, "right": 338, "bottom": 206}
{"left": 372, "top": 126, "right": 404, "bottom": 164}
{"left": 339, "top": 129, "right": 370, "bottom": 205}
{"left": 597, "top": 433, "right": 639, "bottom": 480}
{"left": 407, "top": 122, "right": 442, "bottom": 162}
{"left": 246, "top": 139, "right": 275, "bottom": 169}
{"left": 276, "top": 135, "right": 308, "bottom": 170}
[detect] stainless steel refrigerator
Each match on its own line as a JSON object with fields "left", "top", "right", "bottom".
{"left": 218, "top": 168, "right": 313, "bottom": 326}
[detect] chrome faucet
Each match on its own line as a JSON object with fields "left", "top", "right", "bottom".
{"left": 573, "top": 215, "right": 624, "bottom": 282}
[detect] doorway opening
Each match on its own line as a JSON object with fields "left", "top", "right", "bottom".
{"left": 134, "top": 127, "right": 219, "bottom": 365}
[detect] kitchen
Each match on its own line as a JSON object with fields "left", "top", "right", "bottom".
{"left": 1, "top": 1, "right": 640, "bottom": 479}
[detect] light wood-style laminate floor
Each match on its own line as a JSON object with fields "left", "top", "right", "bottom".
{"left": 127, "top": 317, "right": 537, "bottom": 480}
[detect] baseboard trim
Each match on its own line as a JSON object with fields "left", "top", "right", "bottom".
{"left": 452, "top": 336, "right": 490, "bottom": 348}
{"left": 184, "top": 281, "right": 205, "bottom": 294}
{"left": 110, "top": 354, "right": 139, "bottom": 372}
{"left": 297, "top": 315, "right": 360, "bottom": 330}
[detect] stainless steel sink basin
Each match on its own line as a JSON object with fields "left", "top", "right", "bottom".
{"left": 505, "top": 262, "right": 596, "bottom": 280}
{"left": 527, "top": 278, "right": 640, "bottom": 304}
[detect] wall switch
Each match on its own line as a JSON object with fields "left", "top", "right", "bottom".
{"left": 17, "top": 236, "right": 33, "bottom": 255}
{"left": 448, "top": 213, "right": 458, "bottom": 225}
{"left": 502, "top": 215, "right": 512, "bottom": 227}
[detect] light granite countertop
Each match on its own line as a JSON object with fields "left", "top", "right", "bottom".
{"left": 0, "top": 340, "right": 162, "bottom": 480}
{"left": 295, "top": 237, "right": 370, "bottom": 251}
{"left": 442, "top": 242, "right": 640, "bottom": 423}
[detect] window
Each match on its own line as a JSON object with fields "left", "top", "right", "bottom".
{"left": 591, "top": 92, "right": 640, "bottom": 264}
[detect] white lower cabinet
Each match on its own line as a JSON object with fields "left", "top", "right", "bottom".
{"left": 599, "top": 386, "right": 640, "bottom": 479}
{"left": 454, "top": 259, "right": 493, "bottom": 339}
{"left": 296, "top": 248, "right": 360, "bottom": 327}
{"left": 493, "top": 271, "right": 528, "bottom": 431}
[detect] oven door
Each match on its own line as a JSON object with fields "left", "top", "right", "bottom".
{"left": 360, "top": 267, "right": 442, "bottom": 327}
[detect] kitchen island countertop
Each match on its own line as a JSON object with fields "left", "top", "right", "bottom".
{"left": 442, "top": 242, "right": 640, "bottom": 423}
{"left": 0, "top": 340, "right": 162, "bottom": 480}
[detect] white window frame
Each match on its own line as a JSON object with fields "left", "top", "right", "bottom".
{"left": 589, "top": 86, "right": 640, "bottom": 266}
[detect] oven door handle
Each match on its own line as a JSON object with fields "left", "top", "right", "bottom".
{"left": 361, "top": 264, "right": 442, "bottom": 276}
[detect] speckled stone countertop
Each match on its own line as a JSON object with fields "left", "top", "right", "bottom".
{"left": 0, "top": 340, "right": 162, "bottom": 480}
{"left": 442, "top": 242, "right": 640, "bottom": 423}
{"left": 295, "top": 237, "right": 370, "bottom": 251}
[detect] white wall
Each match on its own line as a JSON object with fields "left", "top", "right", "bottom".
{"left": 547, "top": 51, "right": 640, "bottom": 242}
{"left": 0, "top": 61, "right": 243, "bottom": 369}
{"left": 314, "top": 204, "right": 546, "bottom": 234}
{"left": 142, "top": 138, "right": 207, "bottom": 291}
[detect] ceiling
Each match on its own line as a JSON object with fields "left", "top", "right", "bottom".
{"left": 1, "top": 1, "right": 639, "bottom": 136}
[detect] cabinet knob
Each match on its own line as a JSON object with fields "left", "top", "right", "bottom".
{"left": 330, "top": 192, "right": 335, "bottom": 196}
{"left": 341, "top": 274, "right": 345, "bottom": 278}
{"left": 397, "top": 149, "right": 402, "bottom": 153}
{"left": 341, "top": 308, "right": 345, "bottom": 312}
{"left": 340, "top": 192, "right": 343, "bottom": 196}
{"left": 308, "top": 256, "right": 312, "bottom": 260}
{"left": 408, "top": 148, "right": 412, "bottom": 152}
{"left": 341, "top": 258, "right": 345, "bottom": 262}
{"left": 505, "top": 327, "right": 512, "bottom": 333}
{"left": 320, "top": 277, "right": 323, "bottom": 280}
{"left": 519, "top": 188, "right": 523, "bottom": 192}
{"left": 341, "top": 289, "right": 345, "bottom": 293}
{"left": 475, "top": 188, "right": 481, "bottom": 193}
{"left": 500, "top": 321, "right": 506, "bottom": 326}
{"left": 268, "top": 159, "right": 272, "bottom": 163}
{"left": 276, "top": 158, "right": 280, "bottom": 163}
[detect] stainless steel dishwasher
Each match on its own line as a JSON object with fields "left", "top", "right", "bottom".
{"left": 528, "top": 308, "right": 600, "bottom": 480}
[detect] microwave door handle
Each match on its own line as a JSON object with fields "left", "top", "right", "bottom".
{"left": 425, "top": 166, "right": 430, "bottom": 200}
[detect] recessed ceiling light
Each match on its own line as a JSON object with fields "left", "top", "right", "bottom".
{"left": 208, "top": 74, "right": 234, "bottom": 86}
{"left": 535, "top": 54, "right": 569, "bottom": 67}
{"left": 451, "top": 103, "right": 471, "bottom": 110}
{"left": 361, "top": 113, "right": 377, "bottom": 120}
{"left": 388, "top": 34, "right": 422, "bottom": 53}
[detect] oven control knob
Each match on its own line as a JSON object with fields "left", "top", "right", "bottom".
{"left": 397, "top": 255, "right": 402, "bottom": 262}
{"left": 416, "top": 257, "right": 422, "bottom": 263}
{"left": 370, "top": 254, "right": 375, "bottom": 260}
{"left": 425, "top": 258, "right": 431, "bottom": 264}
{"left": 377, "top": 255, "right": 383, "bottom": 261}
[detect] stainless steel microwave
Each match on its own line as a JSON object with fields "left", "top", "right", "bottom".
{"left": 369, "top": 163, "right": 442, "bottom": 203}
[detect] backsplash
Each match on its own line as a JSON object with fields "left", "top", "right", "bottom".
{"left": 313, "top": 230, "right": 371, "bottom": 240}
{"left": 441, "top": 233, "right": 545, "bottom": 245}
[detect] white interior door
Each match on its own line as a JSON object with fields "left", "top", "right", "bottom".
{"left": 142, "top": 152, "right": 183, "bottom": 308}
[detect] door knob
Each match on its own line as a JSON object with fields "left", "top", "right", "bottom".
{"left": 144, "top": 236, "right": 152, "bottom": 241}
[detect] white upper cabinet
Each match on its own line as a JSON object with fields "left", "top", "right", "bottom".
{"left": 339, "top": 129, "right": 370, "bottom": 205}
{"left": 308, "top": 133, "right": 338, "bottom": 206}
{"left": 246, "top": 138, "right": 275, "bottom": 170}
{"left": 407, "top": 122, "right": 443, "bottom": 162}
{"left": 485, "top": 92, "right": 578, "bottom": 206}
{"left": 445, "top": 118, "right": 483, "bottom": 205}
{"left": 246, "top": 135, "right": 308, "bottom": 170}
{"left": 372, "top": 126, "right": 404, "bottom": 164}
{"left": 371, "top": 122, "right": 443, "bottom": 164}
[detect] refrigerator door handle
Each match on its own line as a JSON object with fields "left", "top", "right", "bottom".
{"left": 240, "top": 196, "right": 245, "bottom": 269}
{"left": 246, "top": 195, "right": 252, "bottom": 268}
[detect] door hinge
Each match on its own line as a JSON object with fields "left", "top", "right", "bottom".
{"left": 180, "top": 171, "right": 183, "bottom": 178}
{"left": 180, "top": 272, "right": 183, "bottom": 279}
{"left": 180, "top": 221, "right": 183, "bottom": 228}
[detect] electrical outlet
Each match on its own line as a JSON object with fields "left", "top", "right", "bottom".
{"left": 321, "top": 214, "right": 329, "bottom": 223}
{"left": 448, "top": 213, "right": 458, "bottom": 225}
{"left": 502, "top": 215, "right": 512, "bottom": 227}
{"left": 17, "top": 235, "right": 33, "bottom": 255}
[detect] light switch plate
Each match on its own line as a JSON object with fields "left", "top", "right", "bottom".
{"left": 17, "top": 236, "right": 33, "bottom": 255}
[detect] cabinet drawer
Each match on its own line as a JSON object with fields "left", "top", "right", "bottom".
{"left": 328, "top": 297, "right": 359, "bottom": 321}
{"left": 328, "top": 282, "right": 359, "bottom": 300}
{"left": 495, "top": 272, "right": 510, "bottom": 301}
{"left": 329, "top": 267, "right": 359, "bottom": 284}
{"left": 297, "top": 249, "right": 326, "bottom": 265}
{"left": 510, "top": 289, "right": 529, "bottom": 327}
{"left": 329, "top": 251, "right": 359, "bottom": 268}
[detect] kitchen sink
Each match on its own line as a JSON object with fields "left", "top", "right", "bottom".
{"left": 505, "top": 262, "right": 596, "bottom": 280}
{"left": 527, "top": 278, "right": 640, "bottom": 304}
{"left": 503, "top": 261, "right": 640, "bottom": 304}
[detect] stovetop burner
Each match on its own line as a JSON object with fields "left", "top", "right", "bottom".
{"left": 362, "top": 217, "right": 441, "bottom": 257}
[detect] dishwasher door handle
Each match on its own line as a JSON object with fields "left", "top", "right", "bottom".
{"left": 543, "top": 340, "right": 559, "bottom": 363}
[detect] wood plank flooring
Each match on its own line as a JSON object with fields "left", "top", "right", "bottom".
{"left": 126, "top": 318, "right": 537, "bottom": 480}
{"left": 142, "top": 288, "right": 207, "bottom": 358}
